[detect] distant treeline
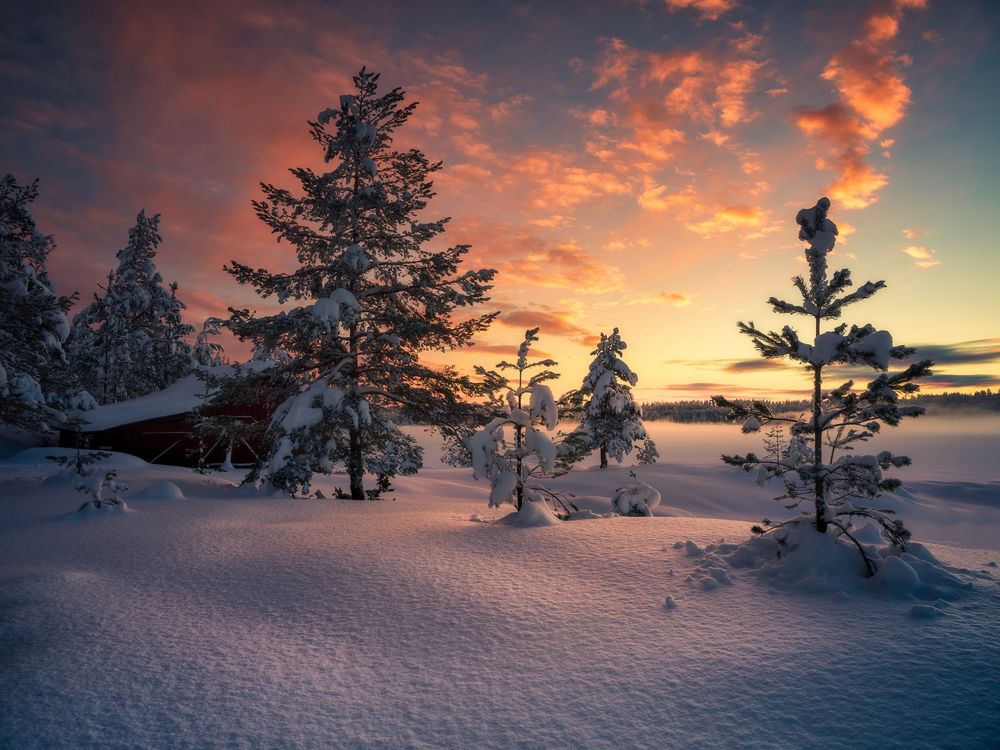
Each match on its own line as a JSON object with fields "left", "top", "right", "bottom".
{"left": 641, "top": 390, "right": 1000, "bottom": 423}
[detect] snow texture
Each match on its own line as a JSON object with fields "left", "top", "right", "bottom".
{"left": 1, "top": 420, "right": 998, "bottom": 749}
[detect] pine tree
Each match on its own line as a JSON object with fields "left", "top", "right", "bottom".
{"left": 225, "top": 68, "right": 496, "bottom": 498}
{"left": 713, "top": 197, "right": 933, "bottom": 570}
{"left": 762, "top": 423, "right": 785, "bottom": 466}
{"left": 0, "top": 175, "right": 93, "bottom": 431}
{"left": 193, "top": 317, "right": 226, "bottom": 367}
{"left": 67, "top": 210, "right": 194, "bottom": 403}
{"left": 468, "top": 328, "right": 575, "bottom": 517}
{"left": 561, "top": 327, "right": 658, "bottom": 469}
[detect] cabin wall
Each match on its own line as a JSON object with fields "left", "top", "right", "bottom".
{"left": 60, "top": 404, "right": 273, "bottom": 468}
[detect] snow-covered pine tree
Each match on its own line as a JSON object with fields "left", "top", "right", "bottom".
{"left": 712, "top": 197, "right": 933, "bottom": 571}
{"left": 468, "top": 328, "right": 575, "bottom": 517}
{"left": 0, "top": 175, "right": 94, "bottom": 431}
{"left": 561, "top": 327, "right": 658, "bottom": 469}
{"left": 225, "top": 68, "right": 496, "bottom": 499}
{"left": 193, "top": 317, "right": 226, "bottom": 367}
{"left": 67, "top": 210, "right": 194, "bottom": 403}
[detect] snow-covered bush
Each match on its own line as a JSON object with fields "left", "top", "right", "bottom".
{"left": 561, "top": 327, "right": 658, "bottom": 468}
{"left": 0, "top": 175, "right": 94, "bottom": 431}
{"left": 67, "top": 210, "right": 194, "bottom": 404}
{"left": 468, "top": 328, "right": 575, "bottom": 518}
{"left": 47, "top": 438, "right": 127, "bottom": 512}
{"left": 225, "top": 68, "right": 495, "bottom": 498}
{"left": 610, "top": 472, "right": 661, "bottom": 516}
{"left": 713, "top": 197, "right": 933, "bottom": 575}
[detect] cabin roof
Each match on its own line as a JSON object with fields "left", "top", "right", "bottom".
{"left": 71, "top": 363, "right": 269, "bottom": 432}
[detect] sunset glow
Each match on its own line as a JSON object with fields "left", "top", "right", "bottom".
{"left": 4, "top": 0, "right": 997, "bottom": 399}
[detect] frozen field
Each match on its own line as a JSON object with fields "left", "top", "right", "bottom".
{"left": 1, "top": 416, "right": 998, "bottom": 749}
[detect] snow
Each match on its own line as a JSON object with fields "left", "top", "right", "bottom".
{"left": 0, "top": 418, "right": 998, "bottom": 749}
{"left": 856, "top": 329, "right": 894, "bottom": 370}
{"left": 610, "top": 478, "right": 662, "bottom": 516}
{"left": 528, "top": 383, "right": 558, "bottom": 429}
{"left": 132, "top": 480, "right": 185, "bottom": 500}
{"left": 309, "top": 288, "right": 359, "bottom": 330}
{"left": 808, "top": 330, "right": 845, "bottom": 365}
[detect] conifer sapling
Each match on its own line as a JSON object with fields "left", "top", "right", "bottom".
{"left": 468, "top": 328, "right": 576, "bottom": 517}
{"left": 713, "top": 197, "right": 932, "bottom": 573}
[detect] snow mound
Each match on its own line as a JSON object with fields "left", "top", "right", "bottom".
{"left": 499, "top": 500, "right": 562, "bottom": 527}
{"left": 685, "top": 522, "right": 983, "bottom": 603}
{"left": 610, "top": 479, "right": 661, "bottom": 516}
{"left": 133, "top": 480, "right": 185, "bottom": 500}
{"left": 4, "top": 448, "right": 148, "bottom": 468}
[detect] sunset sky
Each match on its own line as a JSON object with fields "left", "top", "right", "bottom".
{"left": 3, "top": 0, "right": 998, "bottom": 400}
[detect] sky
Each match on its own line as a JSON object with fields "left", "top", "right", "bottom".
{"left": 2, "top": 0, "right": 998, "bottom": 401}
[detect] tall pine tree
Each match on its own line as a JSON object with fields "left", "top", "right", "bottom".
{"left": 713, "top": 197, "right": 932, "bottom": 567}
{"left": 68, "top": 210, "right": 194, "bottom": 404}
{"left": 561, "top": 328, "right": 657, "bottom": 469}
{"left": 226, "top": 68, "right": 496, "bottom": 499}
{"left": 0, "top": 175, "right": 93, "bottom": 431}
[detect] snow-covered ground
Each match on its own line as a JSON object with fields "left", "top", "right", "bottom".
{"left": 1, "top": 417, "right": 998, "bottom": 749}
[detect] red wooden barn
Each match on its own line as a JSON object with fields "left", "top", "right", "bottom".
{"left": 60, "top": 372, "right": 274, "bottom": 467}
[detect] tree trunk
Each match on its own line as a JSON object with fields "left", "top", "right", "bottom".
{"left": 812, "top": 363, "right": 827, "bottom": 533}
{"left": 600, "top": 445, "right": 608, "bottom": 469}
{"left": 515, "top": 423, "right": 524, "bottom": 510}
{"left": 348, "top": 427, "right": 365, "bottom": 500}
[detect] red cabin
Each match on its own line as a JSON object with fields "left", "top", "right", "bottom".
{"left": 60, "top": 371, "right": 274, "bottom": 468}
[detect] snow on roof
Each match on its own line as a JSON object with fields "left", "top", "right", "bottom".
{"left": 72, "top": 363, "right": 266, "bottom": 432}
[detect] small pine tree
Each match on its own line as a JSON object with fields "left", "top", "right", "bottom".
{"left": 0, "top": 175, "right": 94, "bottom": 431}
{"left": 561, "top": 327, "right": 658, "bottom": 468}
{"left": 67, "top": 210, "right": 194, "bottom": 403}
{"left": 225, "top": 68, "right": 496, "bottom": 498}
{"left": 468, "top": 328, "right": 575, "bottom": 517}
{"left": 762, "top": 423, "right": 786, "bottom": 467}
{"left": 193, "top": 317, "right": 226, "bottom": 367}
{"left": 713, "top": 197, "right": 932, "bottom": 571}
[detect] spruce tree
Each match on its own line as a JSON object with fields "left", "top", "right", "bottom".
{"left": 225, "top": 68, "right": 496, "bottom": 498}
{"left": 68, "top": 210, "right": 194, "bottom": 403}
{"left": 562, "top": 327, "right": 657, "bottom": 468}
{"left": 713, "top": 197, "right": 933, "bottom": 568}
{"left": 468, "top": 328, "right": 574, "bottom": 516}
{"left": 0, "top": 175, "right": 93, "bottom": 431}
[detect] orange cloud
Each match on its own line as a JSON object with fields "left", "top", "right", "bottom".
{"left": 499, "top": 309, "right": 599, "bottom": 347}
{"left": 457, "top": 218, "right": 625, "bottom": 294}
{"left": 504, "top": 148, "right": 633, "bottom": 210}
{"left": 685, "top": 204, "right": 780, "bottom": 237}
{"left": 901, "top": 245, "right": 941, "bottom": 268}
{"left": 795, "top": 0, "right": 926, "bottom": 209}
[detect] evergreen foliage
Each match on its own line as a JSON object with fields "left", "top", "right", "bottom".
{"left": 193, "top": 317, "right": 226, "bottom": 367}
{"left": 561, "top": 327, "right": 658, "bottom": 468}
{"left": 713, "top": 197, "right": 933, "bottom": 571}
{"left": 224, "top": 68, "right": 496, "bottom": 498}
{"left": 67, "top": 210, "right": 194, "bottom": 403}
{"left": 468, "top": 328, "right": 575, "bottom": 517}
{"left": 0, "top": 174, "right": 94, "bottom": 431}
